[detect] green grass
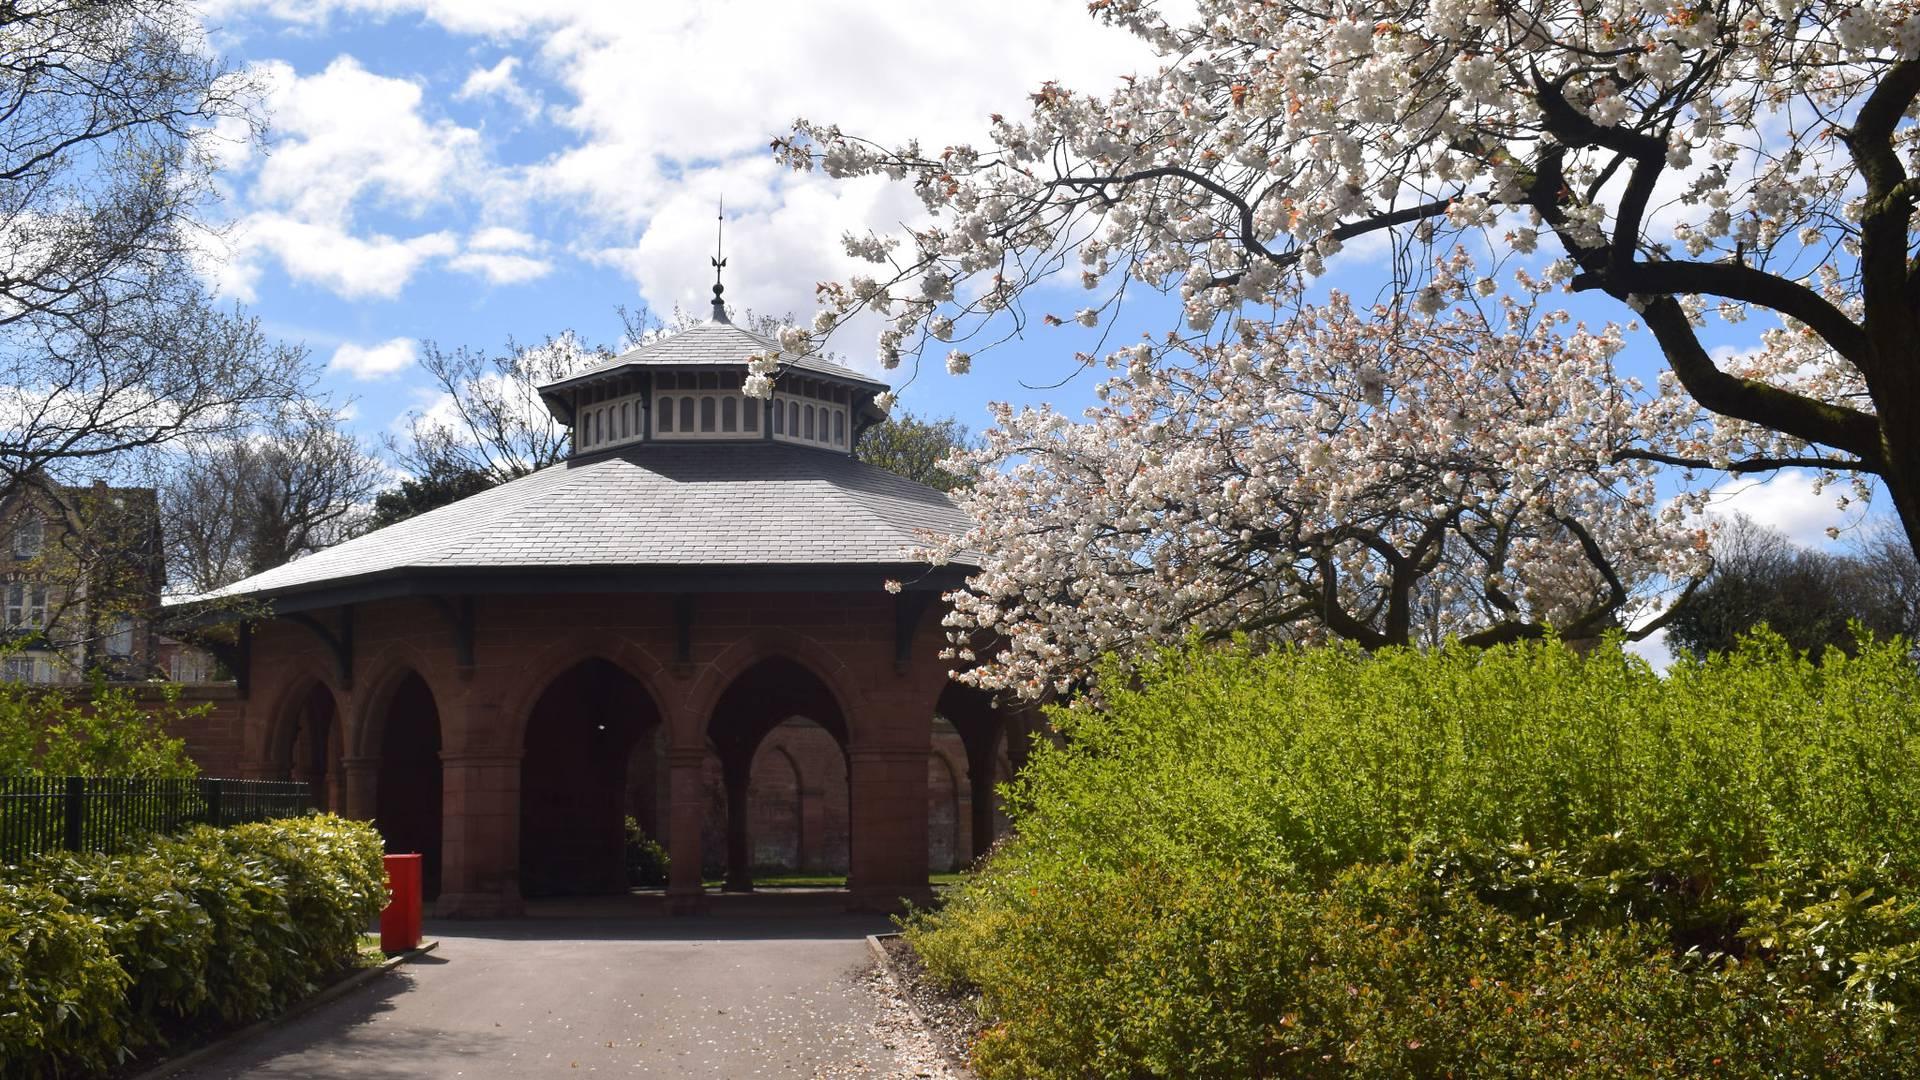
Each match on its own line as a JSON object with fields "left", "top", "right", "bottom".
{"left": 701, "top": 873, "right": 847, "bottom": 889}
{"left": 689, "top": 871, "right": 970, "bottom": 889}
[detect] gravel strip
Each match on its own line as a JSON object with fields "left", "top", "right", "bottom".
{"left": 813, "top": 963, "right": 966, "bottom": 1079}
{"left": 875, "top": 936, "right": 985, "bottom": 1077}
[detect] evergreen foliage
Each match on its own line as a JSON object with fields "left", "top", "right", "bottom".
{"left": 910, "top": 633, "right": 1920, "bottom": 1077}
{"left": 0, "top": 816, "right": 386, "bottom": 1078}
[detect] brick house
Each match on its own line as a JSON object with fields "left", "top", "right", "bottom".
{"left": 168, "top": 297, "right": 1026, "bottom": 915}
{"left": 1, "top": 479, "right": 167, "bottom": 683}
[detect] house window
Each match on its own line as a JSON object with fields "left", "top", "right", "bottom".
{"left": 834, "top": 410, "right": 846, "bottom": 445}
{"left": 3, "top": 655, "right": 36, "bottom": 683}
{"left": 621, "top": 403, "right": 631, "bottom": 438}
{"left": 6, "top": 584, "right": 43, "bottom": 630}
{"left": 772, "top": 402, "right": 784, "bottom": 434}
{"left": 658, "top": 397, "right": 674, "bottom": 432}
{"left": 804, "top": 405, "right": 815, "bottom": 441}
{"left": 107, "top": 616, "right": 133, "bottom": 657}
{"left": 700, "top": 397, "right": 716, "bottom": 432}
{"left": 788, "top": 401, "right": 800, "bottom": 435}
{"left": 679, "top": 397, "right": 694, "bottom": 431}
{"left": 743, "top": 400, "right": 759, "bottom": 432}
{"left": 721, "top": 397, "right": 737, "bottom": 432}
{"left": 171, "top": 651, "right": 214, "bottom": 683}
{"left": 12, "top": 513, "right": 41, "bottom": 559}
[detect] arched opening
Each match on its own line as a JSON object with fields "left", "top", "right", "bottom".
{"left": 745, "top": 720, "right": 850, "bottom": 879}
{"left": 748, "top": 744, "right": 802, "bottom": 871}
{"left": 278, "top": 682, "right": 341, "bottom": 813}
{"left": 520, "top": 658, "right": 662, "bottom": 897}
{"left": 927, "top": 738, "right": 963, "bottom": 873}
{"left": 374, "top": 671, "right": 443, "bottom": 898}
{"left": 707, "top": 657, "right": 849, "bottom": 891}
{"left": 937, "top": 682, "right": 1009, "bottom": 864}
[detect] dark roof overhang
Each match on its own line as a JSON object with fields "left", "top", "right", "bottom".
{"left": 166, "top": 560, "right": 973, "bottom": 622}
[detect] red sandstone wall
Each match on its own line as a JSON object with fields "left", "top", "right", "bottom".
{"left": 159, "top": 586, "right": 1015, "bottom": 913}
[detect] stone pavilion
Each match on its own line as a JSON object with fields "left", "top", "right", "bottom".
{"left": 167, "top": 291, "right": 1019, "bottom": 916}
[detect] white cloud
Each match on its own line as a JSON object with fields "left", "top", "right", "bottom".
{"left": 1624, "top": 628, "right": 1674, "bottom": 672}
{"left": 448, "top": 249, "right": 553, "bottom": 284}
{"left": 446, "top": 225, "right": 552, "bottom": 284}
{"left": 457, "top": 56, "right": 540, "bottom": 117}
{"left": 203, "top": 55, "right": 482, "bottom": 300}
{"left": 330, "top": 336, "right": 419, "bottom": 378}
{"left": 469, "top": 225, "right": 538, "bottom": 252}
{"left": 237, "top": 215, "right": 459, "bottom": 299}
{"left": 203, "top": 1, "right": 1160, "bottom": 319}
{"left": 251, "top": 56, "right": 479, "bottom": 225}
{"left": 1704, "top": 469, "right": 1862, "bottom": 549}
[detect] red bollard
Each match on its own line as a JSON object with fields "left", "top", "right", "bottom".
{"left": 380, "top": 853, "right": 423, "bottom": 954}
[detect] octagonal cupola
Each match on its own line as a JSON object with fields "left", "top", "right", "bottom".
{"left": 537, "top": 280, "right": 889, "bottom": 459}
{"left": 536, "top": 317, "right": 890, "bottom": 458}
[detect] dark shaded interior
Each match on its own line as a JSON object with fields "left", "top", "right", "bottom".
{"left": 375, "top": 671, "right": 443, "bottom": 898}
{"left": 521, "top": 659, "right": 660, "bottom": 896}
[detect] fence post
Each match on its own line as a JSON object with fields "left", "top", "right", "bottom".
{"left": 62, "top": 776, "right": 84, "bottom": 852}
{"left": 202, "top": 778, "right": 224, "bottom": 827}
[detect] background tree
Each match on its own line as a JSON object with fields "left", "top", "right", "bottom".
{"left": 780, "top": 0, "right": 1920, "bottom": 555}
{"left": 364, "top": 460, "right": 496, "bottom": 531}
{"left": 855, "top": 411, "right": 973, "bottom": 491}
{"left": 160, "top": 401, "right": 382, "bottom": 594}
{"left": 393, "top": 333, "right": 602, "bottom": 487}
{"left": 926, "top": 296, "right": 1705, "bottom": 697}
{"left": 1666, "top": 515, "right": 1920, "bottom": 660}
{"left": 0, "top": 3, "right": 295, "bottom": 506}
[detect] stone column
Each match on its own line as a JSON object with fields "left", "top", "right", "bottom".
{"left": 721, "top": 754, "right": 754, "bottom": 892}
{"left": 436, "top": 750, "right": 524, "bottom": 918}
{"left": 665, "top": 746, "right": 707, "bottom": 914}
{"left": 338, "top": 755, "right": 380, "bottom": 821}
{"left": 966, "top": 741, "right": 999, "bottom": 862}
{"left": 847, "top": 746, "right": 932, "bottom": 913}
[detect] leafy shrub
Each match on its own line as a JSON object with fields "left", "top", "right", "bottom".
{"left": 0, "top": 671, "right": 201, "bottom": 778}
{"left": 0, "top": 815, "right": 387, "bottom": 1078}
{"left": 908, "top": 633, "right": 1920, "bottom": 1077}
{"left": 0, "top": 884, "right": 128, "bottom": 1077}
{"left": 624, "top": 815, "right": 670, "bottom": 887}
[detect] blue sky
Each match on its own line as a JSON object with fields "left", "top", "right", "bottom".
{"left": 194, "top": 0, "right": 1163, "bottom": 443}
{"left": 191, "top": 0, "right": 1874, "bottom": 565}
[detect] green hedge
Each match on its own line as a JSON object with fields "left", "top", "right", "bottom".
{"left": 0, "top": 815, "right": 387, "bottom": 1078}
{"left": 909, "top": 633, "right": 1920, "bottom": 1077}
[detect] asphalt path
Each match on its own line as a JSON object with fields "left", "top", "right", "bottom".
{"left": 167, "top": 910, "right": 931, "bottom": 1079}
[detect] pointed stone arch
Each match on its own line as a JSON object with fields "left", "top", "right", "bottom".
{"left": 354, "top": 664, "right": 445, "bottom": 898}
{"left": 518, "top": 656, "right": 665, "bottom": 897}
{"left": 263, "top": 675, "right": 346, "bottom": 812}
{"left": 704, "top": 654, "right": 852, "bottom": 892}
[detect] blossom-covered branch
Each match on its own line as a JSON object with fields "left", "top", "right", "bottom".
{"left": 924, "top": 296, "right": 1707, "bottom": 698}
{"left": 777, "top": 0, "right": 1919, "bottom": 548}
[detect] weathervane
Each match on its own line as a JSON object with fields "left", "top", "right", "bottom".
{"left": 710, "top": 200, "right": 729, "bottom": 324}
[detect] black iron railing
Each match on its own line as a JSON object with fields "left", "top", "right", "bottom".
{"left": 0, "top": 777, "right": 314, "bottom": 863}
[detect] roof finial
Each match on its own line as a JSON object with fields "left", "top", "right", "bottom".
{"left": 709, "top": 200, "right": 729, "bottom": 324}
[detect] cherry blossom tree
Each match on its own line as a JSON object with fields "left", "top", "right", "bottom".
{"left": 773, "top": 0, "right": 1920, "bottom": 554}
{"left": 918, "top": 295, "right": 1707, "bottom": 698}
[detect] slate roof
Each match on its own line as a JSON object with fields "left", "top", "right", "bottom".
{"left": 541, "top": 320, "right": 887, "bottom": 396}
{"left": 175, "top": 442, "right": 976, "bottom": 606}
